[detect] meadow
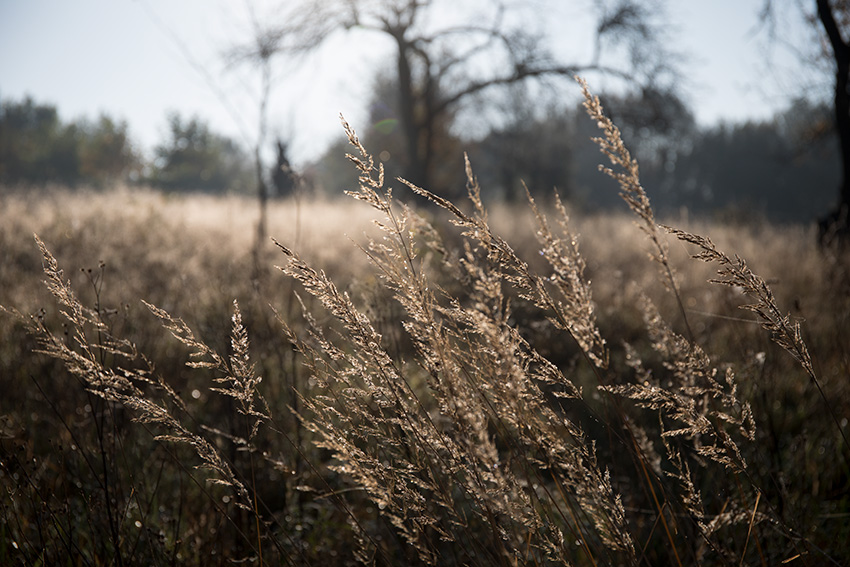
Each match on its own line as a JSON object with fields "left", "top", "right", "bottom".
{"left": 1, "top": 87, "right": 848, "bottom": 566}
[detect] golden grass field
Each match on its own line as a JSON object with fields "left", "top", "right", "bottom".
{"left": 1, "top": 98, "right": 848, "bottom": 566}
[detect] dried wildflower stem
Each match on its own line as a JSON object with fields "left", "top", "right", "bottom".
{"left": 740, "top": 491, "right": 761, "bottom": 567}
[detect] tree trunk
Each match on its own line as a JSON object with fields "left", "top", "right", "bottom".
{"left": 394, "top": 31, "right": 430, "bottom": 191}
{"left": 817, "top": 0, "right": 850, "bottom": 244}
{"left": 256, "top": 148, "right": 268, "bottom": 244}
{"left": 253, "top": 145, "right": 269, "bottom": 281}
{"left": 253, "top": 59, "right": 271, "bottom": 277}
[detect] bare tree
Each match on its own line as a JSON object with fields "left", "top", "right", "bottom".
{"left": 762, "top": 0, "right": 850, "bottom": 243}
{"left": 816, "top": 0, "right": 850, "bottom": 242}
{"left": 276, "top": 0, "right": 678, "bottom": 196}
{"left": 224, "top": 2, "right": 328, "bottom": 259}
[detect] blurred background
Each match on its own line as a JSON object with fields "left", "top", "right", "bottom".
{"left": 0, "top": 0, "right": 843, "bottom": 223}
{"left": 3, "top": 5, "right": 850, "bottom": 564}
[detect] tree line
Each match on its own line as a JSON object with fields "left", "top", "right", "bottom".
{"left": 311, "top": 82, "right": 838, "bottom": 224}
{"left": 0, "top": 89, "right": 839, "bottom": 224}
{"left": 2, "top": 0, "right": 847, "bottom": 228}
{"left": 249, "top": 0, "right": 850, "bottom": 236}
{"left": 0, "top": 96, "right": 138, "bottom": 187}
{"left": 0, "top": 96, "right": 257, "bottom": 194}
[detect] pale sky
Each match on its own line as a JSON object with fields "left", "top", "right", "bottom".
{"left": 0, "top": 0, "right": 816, "bottom": 166}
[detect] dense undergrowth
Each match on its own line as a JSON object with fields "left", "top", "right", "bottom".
{"left": 1, "top": 82, "right": 848, "bottom": 566}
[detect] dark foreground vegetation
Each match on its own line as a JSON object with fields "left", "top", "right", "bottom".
{"left": 1, "top": 85, "right": 849, "bottom": 566}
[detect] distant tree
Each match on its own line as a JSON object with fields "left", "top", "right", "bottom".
{"left": 46, "top": 122, "right": 83, "bottom": 184}
{"left": 468, "top": 84, "right": 694, "bottom": 204}
{"left": 640, "top": 103, "right": 838, "bottom": 222}
{"left": 224, "top": 3, "right": 325, "bottom": 253}
{"left": 270, "top": 0, "right": 680, "bottom": 199}
{"left": 0, "top": 97, "right": 60, "bottom": 184}
{"left": 78, "top": 115, "right": 139, "bottom": 184}
{"left": 814, "top": 0, "right": 850, "bottom": 240}
{"left": 362, "top": 71, "right": 466, "bottom": 197}
{"left": 310, "top": 136, "right": 362, "bottom": 196}
{"left": 0, "top": 96, "right": 138, "bottom": 187}
{"left": 271, "top": 138, "right": 297, "bottom": 198}
{"left": 469, "top": 90, "right": 575, "bottom": 202}
{"left": 598, "top": 86, "right": 697, "bottom": 167}
{"left": 308, "top": 70, "right": 464, "bottom": 199}
{"left": 149, "top": 113, "right": 252, "bottom": 193}
{"left": 761, "top": 0, "right": 850, "bottom": 240}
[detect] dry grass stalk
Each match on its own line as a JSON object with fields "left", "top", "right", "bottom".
{"left": 5, "top": 81, "right": 847, "bottom": 567}
{"left": 577, "top": 77, "right": 844, "bottom": 565}
{"left": 662, "top": 226, "right": 849, "bottom": 453}
{"left": 577, "top": 76, "right": 695, "bottom": 343}
{"left": 18, "top": 239, "right": 264, "bottom": 508}
{"left": 272, "top": 117, "right": 641, "bottom": 564}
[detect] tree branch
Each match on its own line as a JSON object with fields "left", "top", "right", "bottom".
{"left": 818, "top": 0, "right": 850, "bottom": 62}
{"left": 435, "top": 64, "right": 638, "bottom": 115}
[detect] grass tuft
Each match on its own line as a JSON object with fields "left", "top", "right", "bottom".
{"left": 1, "top": 81, "right": 847, "bottom": 566}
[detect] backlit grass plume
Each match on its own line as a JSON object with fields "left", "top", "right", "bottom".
{"left": 2, "top": 80, "right": 846, "bottom": 567}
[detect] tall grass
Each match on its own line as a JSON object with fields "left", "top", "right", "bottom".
{"left": 2, "top": 81, "right": 848, "bottom": 566}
